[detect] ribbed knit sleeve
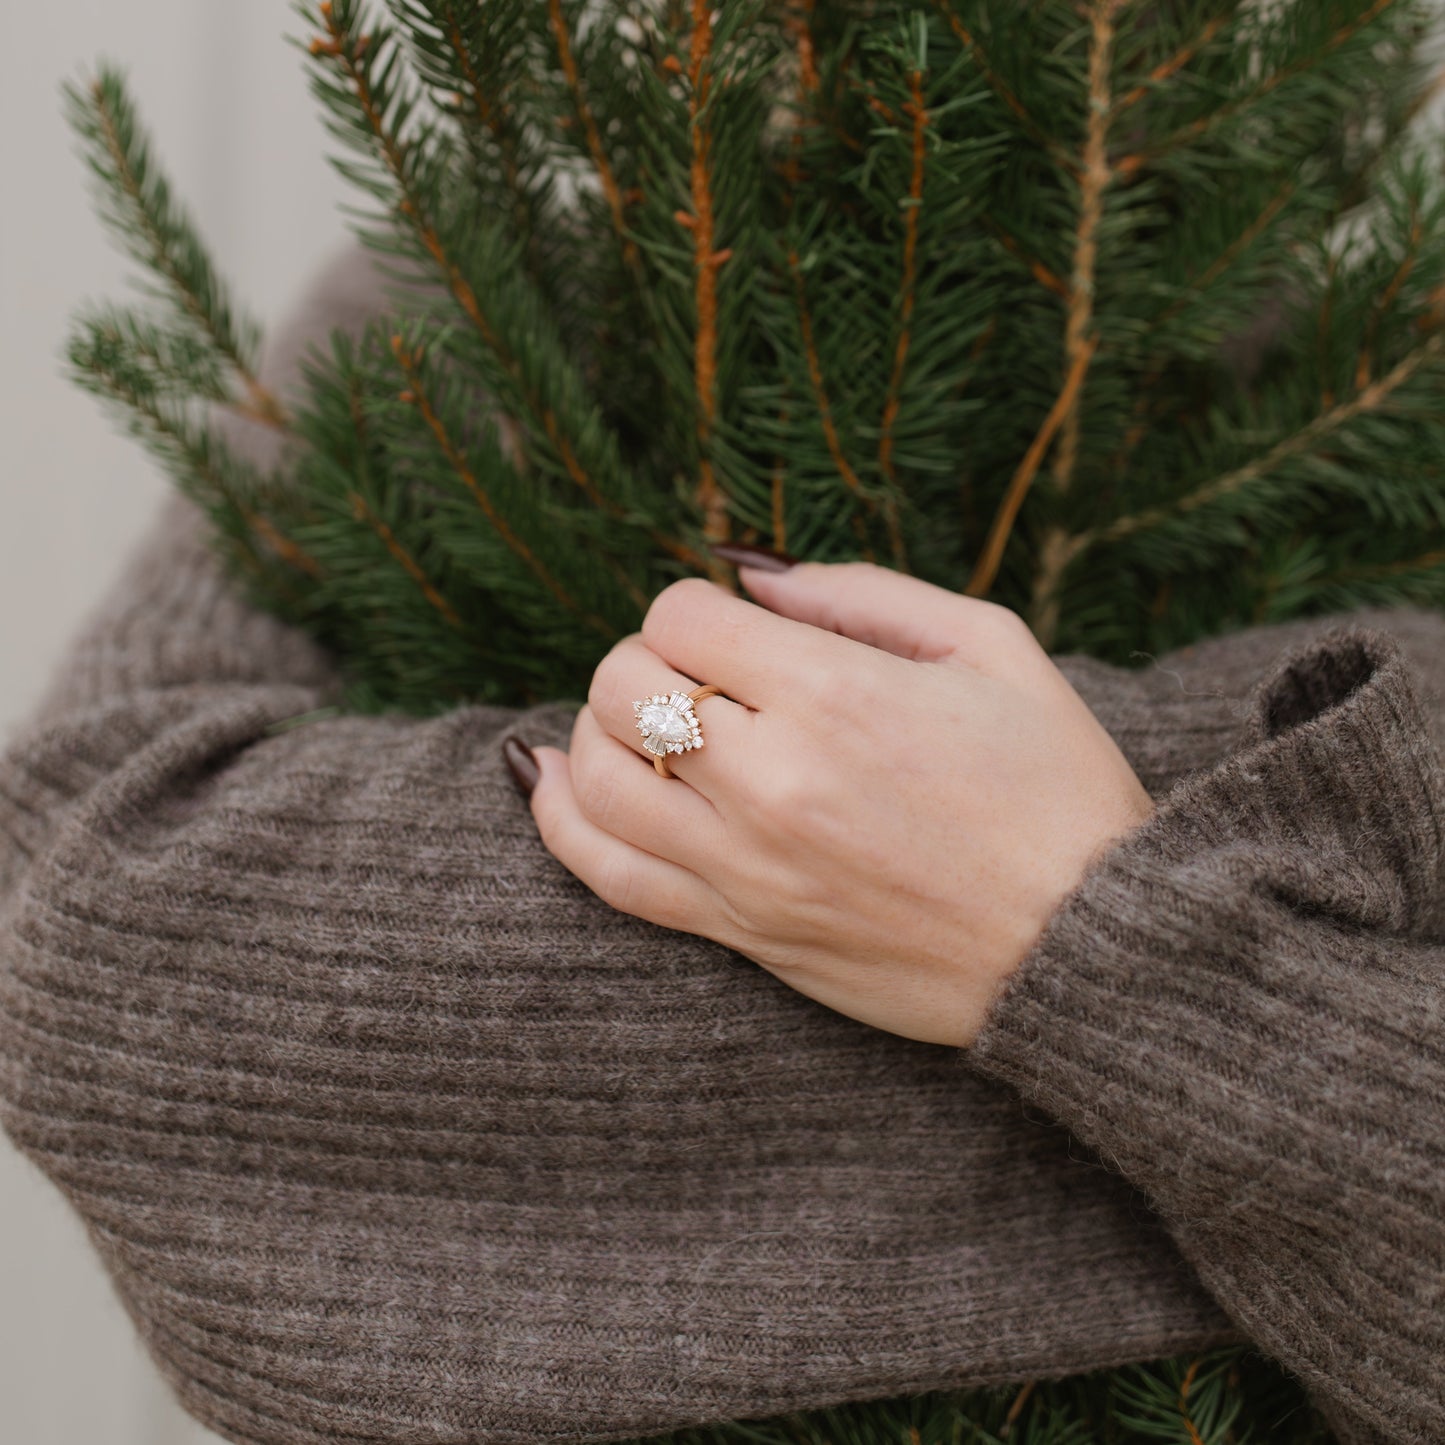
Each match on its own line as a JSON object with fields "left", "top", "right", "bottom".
{"left": 969, "top": 625, "right": 1445, "bottom": 1445}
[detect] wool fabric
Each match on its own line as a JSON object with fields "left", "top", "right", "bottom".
{"left": 0, "top": 244, "right": 1441, "bottom": 1445}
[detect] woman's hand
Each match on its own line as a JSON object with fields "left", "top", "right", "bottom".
{"left": 511, "top": 556, "right": 1155, "bottom": 1048}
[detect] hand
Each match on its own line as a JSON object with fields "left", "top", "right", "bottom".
{"left": 514, "top": 558, "right": 1155, "bottom": 1048}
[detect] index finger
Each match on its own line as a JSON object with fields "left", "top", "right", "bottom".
{"left": 641, "top": 577, "right": 855, "bottom": 709}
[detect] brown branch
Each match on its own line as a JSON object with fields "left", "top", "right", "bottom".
{"left": 1079, "top": 328, "right": 1445, "bottom": 552}
{"left": 90, "top": 79, "right": 289, "bottom": 431}
{"left": 1001, "top": 1380, "right": 1036, "bottom": 1438}
{"left": 391, "top": 334, "right": 616, "bottom": 639}
{"left": 91, "top": 359, "right": 318, "bottom": 580}
{"left": 1113, "top": 16, "right": 1226, "bottom": 113}
{"left": 1357, "top": 204, "right": 1422, "bottom": 389}
{"left": 685, "top": 0, "right": 730, "bottom": 568}
{"left": 1052, "top": 0, "right": 1122, "bottom": 495}
{"left": 771, "top": 405, "right": 789, "bottom": 553}
{"left": 966, "top": 335, "right": 1097, "bottom": 600}
{"left": 1023, "top": 0, "right": 1123, "bottom": 641}
{"left": 981, "top": 217, "right": 1070, "bottom": 300}
{"left": 789, "top": 247, "right": 872, "bottom": 509}
{"left": 245, "top": 510, "right": 322, "bottom": 579}
{"left": 1116, "top": 0, "right": 1402, "bottom": 178}
{"left": 931, "top": 0, "right": 1068, "bottom": 169}
{"left": 1328, "top": 544, "right": 1445, "bottom": 584}
{"left": 787, "top": 248, "right": 879, "bottom": 562}
{"left": 1177, "top": 1358, "right": 1206, "bottom": 1445}
{"left": 1320, "top": 250, "right": 1340, "bottom": 409}
{"left": 1163, "top": 181, "right": 1296, "bottom": 325}
{"left": 548, "top": 0, "right": 638, "bottom": 267}
{"left": 876, "top": 69, "right": 928, "bottom": 569}
{"left": 315, "top": 5, "right": 630, "bottom": 531}
{"left": 348, "top": 489, "right": 463, "bottom": 629}
{"left": 442, "top": 17, "right": 537, "bottom": 270}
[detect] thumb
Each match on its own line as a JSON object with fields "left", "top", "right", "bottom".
{"left": 711, "top": 546, "right": 1038, "bottom": 674}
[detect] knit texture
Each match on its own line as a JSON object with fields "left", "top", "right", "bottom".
{"left": 1, "top": 243, "right": 1441, "bottom": 1445}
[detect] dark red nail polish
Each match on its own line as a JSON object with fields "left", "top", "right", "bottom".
{"left": 502, "top": 735, "right": 539, "bottom": 799}
{"left": 709, "top": 541, "right": 799, "bottom": 573}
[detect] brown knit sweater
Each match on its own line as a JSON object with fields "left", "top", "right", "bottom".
{"left": 0, "top": 246, "right": 1440, "bottom": 1445}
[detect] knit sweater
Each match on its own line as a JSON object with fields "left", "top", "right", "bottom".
{"left": 0, "top": 245, "right": 1440, "bottom": 1445}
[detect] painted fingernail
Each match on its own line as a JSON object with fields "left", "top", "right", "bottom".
{"left": 502, "top": 735, "right": 539, "bottom": 799}
{"left": 709, "top": 541, "right": 799, "bottom": 573}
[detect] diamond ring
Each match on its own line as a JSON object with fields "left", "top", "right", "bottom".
{"left": 633, "top": 685, "right": 723, "bottom": 779}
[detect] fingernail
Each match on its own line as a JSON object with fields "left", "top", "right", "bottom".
{"left": 709, "top": 541, "right": 799, "bottom": 574}
{"left": 502, "top": 735, "right": 539, "bottom": 799}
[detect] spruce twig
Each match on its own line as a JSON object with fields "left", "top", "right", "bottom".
{"left": 1116, "top": 0, "right": 1405, "bottom": 177}
{"left": 1079, "top": 327, "right": 1445, "bottom": 555}
{"left": 348, "top": 487, "right": 464, "bottom": 626}
{"left": 876, "top": 65, "right": 927, "bottom": 570}
{"left": 390, "top": 334, "right": 619, "bottom": 638}
{"left": 684, "top": 0, "right": 732, "bottom": 568}
{"left": 1028, "top": 0, "right": 1125, "bottom": 642}
{"left": 65, "top": 67, "right": 289, "bottom": 430}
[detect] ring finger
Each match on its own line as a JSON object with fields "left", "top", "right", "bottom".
{"left": 567, "top": 705, "right": 729, "bottom": 872}
{"left": 586, "top": 634, "right": 757, "bottom": 801}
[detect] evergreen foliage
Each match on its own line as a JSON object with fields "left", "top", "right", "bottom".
{"left": 65, "top": 0, "right": 1445, "bottom": 714}
{"left": 60, "top": 0, "right": 1445, "bottom": 1435}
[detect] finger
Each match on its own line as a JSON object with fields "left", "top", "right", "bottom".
{"left": 588, "top": 634, "right": 757, "bottom": 796}
{"left": 733, "top": 560, "right": 1051, "bottom": 680}
{"left": 529, "top": 745, "right": 725, "bottom": 936}
{"left": 641, "top": 577, "right": 858, "bottom": 709}
{"left": 567, "top": 705, "right": 729, "bottom": 871}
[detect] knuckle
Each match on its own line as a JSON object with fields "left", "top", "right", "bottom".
{"left": 593, "top": 853, "right": 639, "bottom": 915}
{"left": 970, "top": 598, "right": 1034, "bottom": 644}
{"left": 796, "top": 664, "right": 860, "bottom": 725}
{"left": 587, "top": 639, "right": 636, "bottom": 715}
{"left": 757, "top": 763, "right": 831, "bottom": 838}
{"left": 574, "top": 757, "right": 623, "bottom": 830}
{"left": 643, "top": 577, "right": 714, "bottom": 645}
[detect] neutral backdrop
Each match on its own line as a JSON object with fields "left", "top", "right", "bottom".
{"left": 0, "top": 3, "right": 347, "bottom": 1441}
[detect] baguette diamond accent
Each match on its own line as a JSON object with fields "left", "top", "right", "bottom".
{"left": 635, "top": 691, "right": 705, "bottom": 757}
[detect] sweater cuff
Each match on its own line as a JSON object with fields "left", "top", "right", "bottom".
{"left": 966, "top": 623, "right": 1445, "bottom": 1223}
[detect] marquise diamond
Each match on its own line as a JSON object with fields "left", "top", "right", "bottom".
{"left": 635, "top": 693, "right": 700, "bottom": 756}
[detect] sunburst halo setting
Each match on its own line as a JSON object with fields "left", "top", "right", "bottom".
{"left": 634, "top": 691, "right": 705, "bottom": 758}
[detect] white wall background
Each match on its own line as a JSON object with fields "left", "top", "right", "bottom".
{"left": 0, "top": 3, "right": 347, "bottom": 1441}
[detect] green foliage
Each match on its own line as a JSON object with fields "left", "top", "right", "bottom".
{"left": 58, "top": 1, "right": 1443, "bottom": 1435}
{"left": 63, "top": 0, "right": 1445, "bottom": 713}
{"left": 626, "top": 1348, "right": 1334, "bottom": 1445}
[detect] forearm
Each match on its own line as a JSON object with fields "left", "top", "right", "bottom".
{"left": 971, "top": 624, "right": 1445, "bottom": 1443}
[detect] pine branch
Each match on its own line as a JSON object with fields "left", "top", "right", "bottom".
{"left": 68, "top": 323, "right": 318, "bottom": 579}
{"left": 1081, "top": 328, "right": 1445, "bottom": 555}
{"left": 980, "top": 217, "right": 1070, "bottom": 301}
{"left": 548, "top": 0, "right": 638, "bottom": 267}
{"left": 875, "top": 64, "right": 927, "bottom": 569}
{"left": 1027, "top": 0, "right": 1125, "bottom": 642}
{"left": 390, "top": 332, "right": 618, "bottom": 638}
{"left": 1154, "top": 180, "right": 1298, "bottom": 330}
{"left": 1357, "top": 201, "right": 1423, "bottom": 388}
{"left": 1116, "top": 0, "right": 1405, "bottom": 178}
{"left": 966, "top": 336, "right": 1096, "bottom": 599}
{"left": 787, "top": 243, "right": 880, "bottom": 561}
{"left": 684, "top": 0, "right": 732, "bottom": 567}
{"left": 63, "top": 66, "right": 288, "bottom": 429}
{"left": 400, "top": 0, "right": 546, "bottom": 285}
{"left": 930, "top": 0, "right": 1064, "bottom": 166}
{"left": 349, "top": 486, "right": 463, "bottom": 626}
{"left": 307, "top": 0, "right": 648, "bottom": 529}
{"left": 1112, "top": 15, "right": 1229, "bottom": 115}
